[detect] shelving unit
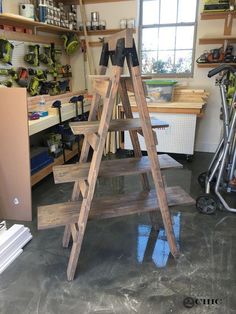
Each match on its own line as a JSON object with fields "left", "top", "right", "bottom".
{"left": 59, "top": 0, "right": 133, "bottom": 4}
{"left": 198, "top": 10, "right": 236, "bottom": 68}
{"left": 0, "top": 13, "right": 77, "bottom": 34}
{"left": 31, "top": 143, "right": 79, "bottom": 186}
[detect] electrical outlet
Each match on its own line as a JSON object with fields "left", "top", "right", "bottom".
{"left": 13, "top": 197, "right": 19, "bottom": 205}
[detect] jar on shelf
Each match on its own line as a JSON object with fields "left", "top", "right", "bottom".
{"left": 120, "top": 19, "right": 127, "bottom": 29}
{"left": 127, "top": 18, "right": 135, "bottom": 29}
{"left": 99, "top": 20, "right": 106, "bottom": 30}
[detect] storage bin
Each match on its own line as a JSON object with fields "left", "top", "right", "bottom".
{"left": 144, "top": 80, "right": 177, "bottom": 103}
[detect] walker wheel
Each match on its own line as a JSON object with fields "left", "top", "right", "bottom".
{"left": 196, "top": 194, "right": 218, "bottom": 214}
{"left": 198, "top": 172, "right": 207, "bottom": 189}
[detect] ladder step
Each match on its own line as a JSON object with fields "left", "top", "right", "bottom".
{"left": 38, "top": 186, "right": 195, "bottom": 230}
{"left": 53, "top": 154, "right": 182, "bottom": 184}
{"left": 87, "top": 133, "right": 100, "bottom": 151}
{"left": 70, "top": 118, "right": 169, "bottom": 135}
{"left": 93, "top": 78, "right": 112, "bottom": 98}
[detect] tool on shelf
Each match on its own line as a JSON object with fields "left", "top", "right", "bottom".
{"left": 39, "top": 45, "right": 53, "bottom": 66}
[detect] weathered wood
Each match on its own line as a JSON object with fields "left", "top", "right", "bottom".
{"left": 67, "top": 66, "right": 123, "bottom": 281}
{"left": 128, "top": 56, "right": 179, "bottom": 258}
{"left": 105, "top": 29, "right": 134, "bottom": 51}
{"left": 78, "top": 180, "right": 89, "bottom": 198}
{"left": 53, "top": 154, "right": 182, "bottom": 184}
{"left": 70, "top": 118, "right": 169, "bottom": 135}
{"left": 87, "top": 133, "right": 100, "bottom": 151}
{"left": 38, "top": 186, "right": 195, "bottom": 230}
{"left": 93, "top": 79, "right": 111, "bottom": 98}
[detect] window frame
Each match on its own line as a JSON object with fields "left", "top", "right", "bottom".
{"left": 138, "top": 0, "right": 199, "bottom": 78}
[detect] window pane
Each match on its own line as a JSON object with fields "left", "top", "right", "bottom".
{"left": 178, "top": 0, "right": 197, "bottom": 23}
{"left": 176, "top": 26, "right": 194, "bottom": 49}
{"left": 142, "top": 28, "right": 158, "bottom": 51}
{"left": 158, "top": 27, "right": 175, "bottom": 50}
{"left": 160, "top": 0, "right": 177, "bottom": 24}
{"left": 157, "top": 51, "right": 175, "bottom": 73}
{"left": 141, "top": 51, "right": 158, "bottom": 74}
{"left": 142, "top": 0, "right": 160, "bottom": 25}
{"left": 174, "top": 50, "right": 192, "bottom": 73}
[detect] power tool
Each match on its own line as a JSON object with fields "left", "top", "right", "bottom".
{"left": 0, "top": 68, "right": 18, "bottom": 80}
{"left": 62, "top": 33, "right": 80, "bottom": 55}
{"left": 0, "top": 79, "right": 13, "bottom": 87}
{"left": 0, "top": 39, "right": 14, "bottom": 65}
{"left": 16, "top": 67, "right": 29, "bottom": 87}
{"left": 39, "top": 45, "right": 53, "bottom": 66}
{"left": 203, "top": 0, "right": 230, "bottom": 11}
{"left": 28, "top": 69, "right": 47, "bottom": 96}
{"left": 24, "top": 45, "right": 40, "bottom": 67}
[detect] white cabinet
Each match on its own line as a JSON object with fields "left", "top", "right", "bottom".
{"left": 125, "top": 112, "right": 197, "bottom": 155}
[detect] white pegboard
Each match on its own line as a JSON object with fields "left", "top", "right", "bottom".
{"left": 125, "top": 112, "right": 197, "bottom": 155}
{"left": 0, "top": 39, "right": 69, "bottom": 85}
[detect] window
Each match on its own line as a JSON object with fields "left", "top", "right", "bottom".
{"left": 139, "top": 0, "right": 198, "bottom": 76}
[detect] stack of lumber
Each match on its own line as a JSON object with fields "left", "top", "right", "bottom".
{"left": 173, "top": 87, "right": 209, "bottom": 103}
{"left": 0, "top": 223, "right": 32, "bottom": 274}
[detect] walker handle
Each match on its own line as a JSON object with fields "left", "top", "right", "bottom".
{"left": 208, "top": 64, "right": 236, "bottom": 78}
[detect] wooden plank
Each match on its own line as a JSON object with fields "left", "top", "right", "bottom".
{"left": 199, "top": 37, "right": 236, "bottom": 45}
{"left": 60, "top": 0, "right": 133, "bottom": 4}
{"left": 70, "top": 118, "right": 169, "bottom": 135}
{"left": 92, "top": 78, "right": 111, "bottom": 97}
{"left": 0, "top": 13, "right": 76, "bottom": 34}
{"left": 38, "top": 186, "right": 194, "bottom": 230}
{"left": 200, "top": 11, "right": 236, "bottom": 20}
{"left": 53, "top": 154, "right": 183, "bottom": 184}
{"left": 0, "top": 29, "right": 63, "bottom": 46}
{"left": 87, "top": 133, "right": 100, "bottom": 151}
{"left": 105, "top": 28, "right": 134, "bottom": 50}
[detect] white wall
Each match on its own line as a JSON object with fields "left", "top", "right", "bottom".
{"left": 3, "top": 0, "right": 230, "bottom": 152}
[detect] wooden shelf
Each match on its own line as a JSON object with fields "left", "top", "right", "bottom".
{"left": 199, "top": 36, "right": 236, "bottom": 44}
{"left": 53, "top": 154, "right": 183, "bottom": 184}
{"left": 201, "top": 11, "right": 236, "bottom": 20}
{"left": 70, "top": 118, "right": 169, "bottom": 135}
{"left": 31, "top": 143, "right": 79, "bottom": 186}
{"left": 59, "top": 0, "right": 133, "bottom": 5}
{"left": 0, "top": 13, "right": 77, "bottom": 35}
{"left": 38, "top": 186, "right": 194, "bottom": 229}
{"left": 200, "top": 11, "right": 236, "bottom": 35}
{"left": 197, "top": 63, "right": 236, "bottom": 68}
{"left": 78, "top": 28, "right": 129, "bottom": 36}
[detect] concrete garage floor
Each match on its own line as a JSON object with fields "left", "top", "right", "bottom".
{"left": 0, "top": 152, "right": 236, "bottom": 314}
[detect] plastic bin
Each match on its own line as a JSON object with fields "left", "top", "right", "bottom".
{"left": 144, "top": 80, "right": 177, "bottom": 103}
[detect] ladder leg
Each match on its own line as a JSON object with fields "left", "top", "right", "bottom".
{"left": 128, "top": 58, "right": 179, "bottom": 258}
{"left": 67, "top": 66, "right": 124, "bottom": 280}
{"left": 62, "top": 65, "right": 108, "bottom": 248}
{"left": 118, "top": 80, "right": 150, "bottom": 191}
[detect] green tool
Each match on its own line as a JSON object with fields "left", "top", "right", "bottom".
{"left": 28, "top": 68, "right": 47, "bottom": 96}
{"left": 0, "top": 39, "right": 14, "bottom": 65}
{"left": 24, "top": 45, "right": 40, "bottom": 67}
{"left": 61, "top": 33, "right": 79, "bottom": 55}
{"left": 0, "top": 68, "right": 17, "bottom": 80}
{"left": 39, "top": 45, "right": 53, "bottom": 66}
{"left": 0, "top": 79, "right": 13, "bottom": 87}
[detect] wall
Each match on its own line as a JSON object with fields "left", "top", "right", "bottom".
{"left": 77, "top": 0, "right": 226, "bottom": 152}
{"left": 3, "top": 0, "right": 230, "bottom": 152}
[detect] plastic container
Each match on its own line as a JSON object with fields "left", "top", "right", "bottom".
{"left": 144, "top": 80, "right": 177, "bottom": 103}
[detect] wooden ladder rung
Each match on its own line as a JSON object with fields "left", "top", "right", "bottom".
{"left": 70, "top": 118, "right": 169, "bottom": 135}
{"left": 87, "top": 133, "right": 100, "bottom": 151}
{"left": 93, "top": 78, "right": 112, "bottom": 98}
{"left": 53, "top": 154, "right": 182, "bottom": 184}
{"left": 38, "top": 186, "right": 195, "bottom": 230}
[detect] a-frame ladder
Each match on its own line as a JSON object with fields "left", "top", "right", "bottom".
{"left": 67, "top": 29, "right": 177, "bottom": 281}
{"left": 38, "top": 29, "right": 194, "bottom": 281}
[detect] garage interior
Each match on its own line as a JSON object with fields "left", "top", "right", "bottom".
{"left": 0, "top": 1, "right": 236, "bottom": 313}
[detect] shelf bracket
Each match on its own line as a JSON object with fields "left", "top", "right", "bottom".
{"left": 224, "top": 13, "right": 233, "bottom": 35}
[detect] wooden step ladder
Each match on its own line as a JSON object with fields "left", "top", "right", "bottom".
{"left": 38, "top": 29, "right": 194, "bottom": 281}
